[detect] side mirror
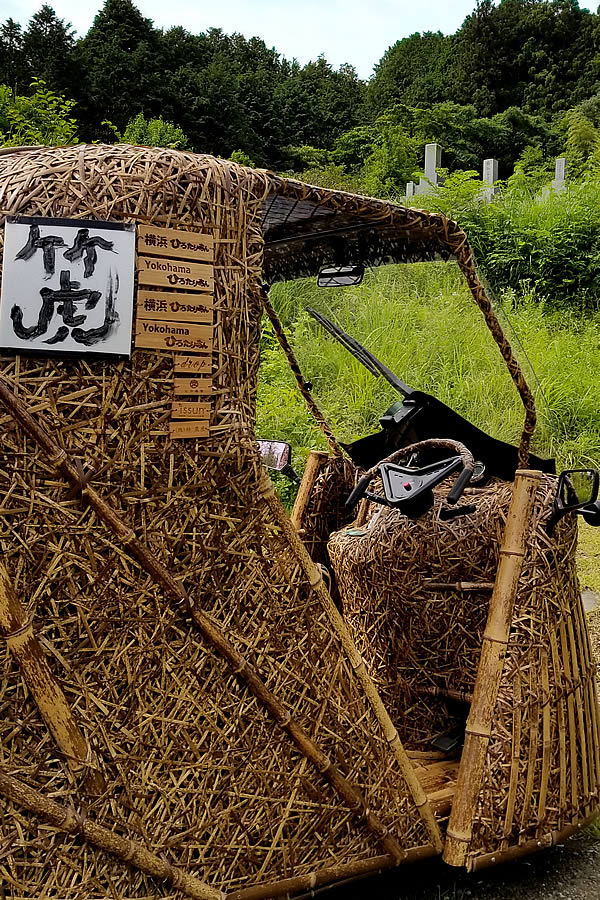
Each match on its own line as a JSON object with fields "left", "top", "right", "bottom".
{"left": 317, "top": 264, "right": 364, "bottom": 288}
{"left": 256, "top": 440, "right": 301, "bottom": 484}
{"left": 547, "top": 469, "right": 599, "bottom": 533}
{"left": 558, "top": 469, "right": 598, "bottom": 508}
{"left": 257, "top": 440, "right": 292, "bottom": 470}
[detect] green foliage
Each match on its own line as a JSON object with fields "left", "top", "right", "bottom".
{"left": 229, "top": 149, "right": 255, "bottom": 167}
{"left": 258, "top": 264, "right": 600, "bottom": 471}
{"left": 0, "top": 19, "right": 25, "bottom": 92}
{"left": 416, "top": 171, "right": 600, "bottom": 311}
{"left": 0, "top": 77, "right": 77, "bottom": 145}
{"left": 74, "top": 0, "right": 164, "bottom": 136}
{"left": 564, "top": 108, "right": 600, "bottom": 175}
{"left": 368, "top": 31, "right": 452, "bottom": 115}
{"left": 3, "top": 0, "right": 600, "bottom": 174}
{"left": 122, "top": 111, "right": 188, "bottom": 149}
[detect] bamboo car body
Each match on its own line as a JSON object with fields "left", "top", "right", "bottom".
{"left": 0, "top": 143, "right": 597, "bottom": 899}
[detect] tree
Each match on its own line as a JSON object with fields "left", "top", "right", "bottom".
{"left": 449, "top": 0, "right": 597, "bottom": 117}
{"left": 74, "top": 0, "right": 163, "bottom": 137}
{"left": 0, "top": 19, "right": 25, "bottom": 93}
{"left": 368, "top": 31, "right": 452, "bottom": 115}
{"left": 273, "top": 56, "right": 365, "bottom": 157}
{"left": 21, "top": 5, "right": 77, "bottom": 94}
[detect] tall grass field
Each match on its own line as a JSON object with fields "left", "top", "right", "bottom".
{"left": 257, "top": 261, "right": 600, "bottom": 474}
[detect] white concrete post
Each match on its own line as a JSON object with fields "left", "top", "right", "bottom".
{"left": 415, "top": 143, "right": 442, "bottom": 195}
{"left": 483, "top": 158, "right": 499, "bottom": 201}
{"left": 552, "top": 157, "right": 567, "bottom": 192}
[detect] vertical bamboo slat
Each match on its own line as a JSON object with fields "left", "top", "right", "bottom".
{"left": 550, "top": 629, "right": 568, "bottom": 830}
{"left": 291, "top": 450, "right": 329, "bottom": 532}
{"left": 560, "top": 620, "right": 580, "bottom": 820}
{"left": 501, "top": 672, "right": 521, "bottom": 850}
{"left": 443, "top": 469, "right": 543, "bottom": 867}
{"left": 0, "top": 562, "right": 104, "bottom": 794}
{"left": 537, "top": 649, "right": 552, "bottom": 824}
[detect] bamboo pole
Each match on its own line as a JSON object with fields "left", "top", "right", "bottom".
{"left": 0, "top": 379, "right": 407, "bottom": 864}
{"left": 443, "top": 469, "right": 543, "bottom": 867}
{"left": 423, "top": 582, "right": 494, "bottom": 592}
{"left": 0, "top": 767, "right": 223, "bottom": 900}
{"left": 0, "top": 562, "right": 105, "bottom": 794}
{"left": 290, "top": 450, "right": 329, "bottom": 531}
{"left": 261, "top": 291, "right": 344, "bottom": 457}
{"left": 227, "top": 846, "right": 436, "bottom": 900}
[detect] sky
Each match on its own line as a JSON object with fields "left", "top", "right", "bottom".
{"left": 0, "top": 0, "right": 531, "bottom": 80}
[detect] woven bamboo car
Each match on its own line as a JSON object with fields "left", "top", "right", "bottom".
{"left": 0, "top": 143, "right": 598, "bottom": 899}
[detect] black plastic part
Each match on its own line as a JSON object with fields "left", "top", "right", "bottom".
{"left": 446, "top": 466, "right": 474, "bottom": 505}
{"left": 431, "top": 726, "right": 466, "bottom": 754}
{"left": 345, "top": 473, "right": 374, "bottom": 509}
{"left": 580, "top": 500, "right": 600, "bottom": 526}
{"left": 439, "top": 503, "right": 477, "bottom": 521}
{"left": 547, "top": 469, "right": 600, "bottom": 534}
{"left": 343, "top": 392, "right": 555, "bottom": 481}
{"left": 379, "top": 456, "right": 463, "bottom": 509}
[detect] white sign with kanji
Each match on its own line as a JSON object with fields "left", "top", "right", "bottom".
{"left": 0, "top": 216, "right": 135, "bottom": 356}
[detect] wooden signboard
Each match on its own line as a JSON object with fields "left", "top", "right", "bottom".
{"left": 174, "top": 355, "right": 212, "bottom": 374}
{"left": 137, "top": 256, "right": 213, "bottom": 292}
{"left": 135, "top": 320, "right": 212, "bottom": 353}
{"left": 138, "top": 225, "right": 213, "bottom": 262}
{"left": 171, "top": 401, "right": 211, "bottom": 419}
{"left": 137, "top": 291, "right": 212, "bottom": 323}
{"left": 173, "top": 376, "right": 212, "bottom": 396}
{"left": 169, "top": 421, "right": 209, "bottom": 439}
{"left": 134, "top": 225, "right": 216, "bottom": 438}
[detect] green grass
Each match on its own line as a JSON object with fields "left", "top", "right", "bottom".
{"left": 258, "top": 260, "right": 600, "bottom": 473}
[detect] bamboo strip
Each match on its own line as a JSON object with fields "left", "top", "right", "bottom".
{"left": 537, "top": 649, "right": 552, "bottom": 826}
{"left": 443, "top": 470, "right": 543, "bottom": 867}
{"left": 501, "top": 670, "right": 521, "bottom": 851}
{"left": 550, "top": 628, "right": 568, "bottom": 829}
{"left": 566, "top": 616, "right": 590, "bottom": 811}
{"left": 260, "top": 291, "right": 344, "bottom": 457}
{"left": 0, "top": 379, "right": 407, "bottom": 864}
{"left": 423, "top": 582, "right": 494, "bottom": 592}
{"left": 519, "top": 658, "right": 540, "bottom": 840}
{"left": 0, "top": 561, "right": 105, "bottom": 794}
{"left": 572, "top": 585, "right": 600, "bottom": 803}
{"left": 418, "top": 685, "right": 472, "bottom": 704}
{"left": 0, "top": 768, "right": 223, "bottom": 900}
{"left": 291, "top": 450, "right": 329, "bottom": 531}
{"left": 560, "top": 620, "right": 579, "bottom": 822}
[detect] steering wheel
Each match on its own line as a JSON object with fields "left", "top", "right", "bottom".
{"left": 346, "top": 438, "right": 476, "bottom": 520}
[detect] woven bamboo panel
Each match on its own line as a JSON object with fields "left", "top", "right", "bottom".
{"left": 466, "top": 479, "right": 600, "bottom": 861}
{"left": 0, "top": 145, "right": 433, "bottom": 899}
